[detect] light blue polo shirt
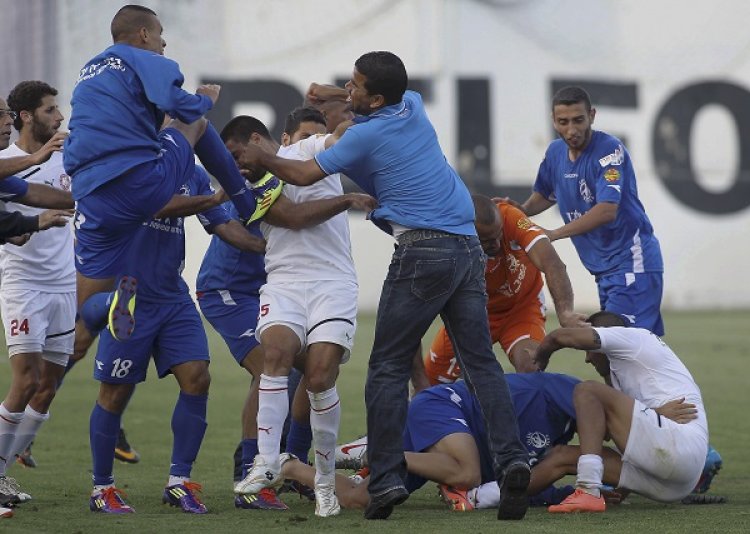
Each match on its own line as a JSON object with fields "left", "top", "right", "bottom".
{"left": 315, "top": 90, "right": 475, "bottom": 236}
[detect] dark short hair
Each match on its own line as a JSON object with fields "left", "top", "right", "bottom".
{"left": 283, "top": 107, "right": 326, "bottom": 138}
{"left": 355, "top": 51, "right": 408, "bottom": 106}
{"left": 587, "top": 311, "right": 627, "bottom": 328}
{"left": 220, "top": 115, "right": 272, "bottom": 143}
{"left": 7, "top": 80, "right": 58, "bottom": 131}
{"left": 111, "top": 4, "right": 158, "bottom": 41}
{"left": 471, "top": 194, "right": 500, "bottom": 226}
{"left": 552, "top": 85, "right": 592, "bottom": 112}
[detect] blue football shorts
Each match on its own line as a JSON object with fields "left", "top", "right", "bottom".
{"left": 197, "top": 290, "right": 260, "bottom": 366}
{"left": 597, "top": 271, "right": 664, "bottom": 336}
{"left": 74, "top": 128, "right": 195, "bottom": 278}
{"left": 94, "top": 299, "right": 209, "bottom": 384}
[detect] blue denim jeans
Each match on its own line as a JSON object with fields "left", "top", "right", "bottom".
{"left": 365, "top": 234, "right": 528, "bottom": 497}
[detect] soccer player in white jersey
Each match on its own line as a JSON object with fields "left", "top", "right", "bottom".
{"left": 235, "top": 104, "right": 372, "bottom": 517}
{"left": 0, "top": 81, "right": 75, "bottom": 507}
{"left": 533, "top": 311, "right": 709, "bottom": 513}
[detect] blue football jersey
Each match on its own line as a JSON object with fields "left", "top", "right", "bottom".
{"left": 65, "top": 44, "right": 212, "bottom": 199}
{"left": 123, "top": 166, "right": 229, "bottom": 302}
{"left": 533, "top": 131, "right": 663, "bottom": 277}
{"left": 195, "top": 203, "right": 266, "bottom": 296}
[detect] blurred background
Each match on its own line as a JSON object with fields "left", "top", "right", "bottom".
{"left": 2, "top": 0, "right": 749, "bottom": 312}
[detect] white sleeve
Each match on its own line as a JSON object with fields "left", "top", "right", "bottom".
{"left": 296, "top": 134, "right": 330, "bottom": 159}
{"left": 594, "top": 327, "right": 642, "bottom": 361}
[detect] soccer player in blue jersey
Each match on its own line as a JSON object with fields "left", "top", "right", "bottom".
{"left": 281, "top": 374, "right": 580, "bottom": 511}
{"left": 64, "top": 5, "right": 278, "bottom": 350}
{"left": 517, "top": 86, "right": 664, "bottom": 335}
{"left": 240, "top": 51, "right": 530, "bottom": 521}
{"left": 85, "top": 162, "right": 265, "bottom": 515}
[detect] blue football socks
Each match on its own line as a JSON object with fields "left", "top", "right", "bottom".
{"left": 170, "top": 392, "right": 208, "bottom": 478}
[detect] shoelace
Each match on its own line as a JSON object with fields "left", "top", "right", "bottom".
{"left": 101, "top": 487, "right": 129, "bottom": 509}
{"left": 183, "top": 481, "right": 204, "bottom": 504}
{"left": 317, "top": 486, "right": 337, "bottom": 508}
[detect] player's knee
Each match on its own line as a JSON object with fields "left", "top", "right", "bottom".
{"left": 97, "top": 383, "right": 133, "bottom": 414}
{"left": 305, "top": 364, "right": 338, "bottom": 393}
{"left": 262, "top": 346, "right": 294, "bottom": 375}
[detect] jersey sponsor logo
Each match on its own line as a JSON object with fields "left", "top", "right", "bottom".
{"left": 563, "top": 173, "right": 578, "bottom": 179}
{"left": 604, "top": 168, "right": 621, "bottom": 182}
{"left": 598, "top": 145, "right": 625, "bottom": 167}
{"left": 516, "top": 218, "right": 534, "bottom": 230}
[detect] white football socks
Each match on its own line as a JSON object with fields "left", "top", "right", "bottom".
{"left": 0, "top": 404, "right": 24, "bottom": 477}
{"left": 308, "top": 387, "right": 341, "bottom": 487}
{"left": 576, "top": 454, "right": 604, "bottom": 497}
{"left": 256, "top": 374, "right": 289, "bottom": 470}
{"left": 11, "top": 405, "right": 49, "bottom": 459}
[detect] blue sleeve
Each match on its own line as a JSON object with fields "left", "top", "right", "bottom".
{"left": 192, "top": 167, "right": 230, "bottom": 232}
{"left": 0, "top": 176, "right": 30, "bottom": 201}
{"left": 133, "top": 52, "right": 212, "bottom": 123}
{"left": 315, "top": 127, "right": 368, "bottom": 181}
{"left": 533, "top": 154, "right": 555, "bottom": 200}
{"left": 593, "top": 139, "right": 625, "bottom": 205}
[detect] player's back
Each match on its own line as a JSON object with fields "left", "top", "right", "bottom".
{"left": 65, "top": 44, "right": 211, "bottom": 200}
{"left": 0, "top": 146, "right": 74, "bottom": 291}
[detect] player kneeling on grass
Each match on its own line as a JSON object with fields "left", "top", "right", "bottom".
{"left": 533, "top": 311, "right": 709, "bottom": 513}
{"left": 86, "top": 164, "right": 265, "bottom": 515}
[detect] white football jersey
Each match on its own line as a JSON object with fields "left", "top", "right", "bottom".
{"left": 261, "top": 134, "right": 356, "bottom": 283}
{"left": 0, "top": 145, "right": 75, "bottom": 292}
{"left": 596, "top": 327, "right": 708, "bottom": 436}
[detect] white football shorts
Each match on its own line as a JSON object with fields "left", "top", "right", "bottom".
{"left": 257, "top": 280, "right": 357, "bottom": 363}
{"left": 619, "top": 398, "right": 707, "bottom": 502}
{"left": 1, "top": 289, "right": 75, "bottom": 361}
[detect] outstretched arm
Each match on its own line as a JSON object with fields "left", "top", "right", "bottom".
{"left": 212, "top": 219, "right": 266, "bottom": 253}
{"left": 547, "top": 202, "right": 617, "bottom": 241}
{"left": 264, "top": 192, "right": 376, "bottom": 230}
{"left": 0, "top": 132, "right": 67, "bottom": 179}
{"left": 535, "top": 327, "right": 601, "bottom": 370}
{"left": 240, "top": 143, "right": 327, "bottom": 187}
{"left": 520, "top": 192, "right": 556, "bottom": 216}
{"left": 526, "top": 239, "right": 586, "bottom": 328}
{"left": 154, "top": 189, "right": 227, "bottom": 219}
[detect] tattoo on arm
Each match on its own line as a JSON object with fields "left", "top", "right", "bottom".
{"left": 592, "top": 329, "right": 601, "bottom": 349}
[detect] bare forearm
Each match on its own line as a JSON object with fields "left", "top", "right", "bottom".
{"left": 214, "top": 220, "right": 266, "bottom": 253}
{"left": 545, "top": 261, "right": 575, "bottom": 320}
{"left": 19, "top": 184, "right": 74, "bottom": 209}
{"left": 549, "top": 203, "right": 617, "bottom": 241}
{"left": 265, "top": 195, "right": 351, "bottom": 230}
{"left": 522, "top": 192, "right": 555, "bottom": 216}
{"left": 0, "top": 154, "right": 38, "bottom": 180}
{"left": 154, "top": 194, "right": 220, "bottom": 219}
{"left": 258, "top": 151, "right": 323, "bottom": 186}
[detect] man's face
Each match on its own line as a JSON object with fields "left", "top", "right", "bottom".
{"left": 320, "top": 100, "right": 354, "bottom": 133}
{"left": 142, "top": 14, "right": 166, "bottom": 55}
{"left": 345, "top": 68, "right": 376, "bottom": 116}
{"left": 289, "top": 120, "right": 326, "bottom": 145}
{"left": 476, "top": 217, "right": 503, "bottom": 257}
{"left": 25, "top": 94, "right": 63, "bottom": 144}
{"left": 227, "top": 136, "right": 266, "bottom": 183}
{"left": 0, "top": 98, "right": 14, "bottom": 150}
{"left": 552, "top": 102, "right": 595, "bottom": 153}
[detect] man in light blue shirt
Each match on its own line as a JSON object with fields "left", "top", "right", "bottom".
{"left": 239, "top": 51, "right": 530, "bottom": 522}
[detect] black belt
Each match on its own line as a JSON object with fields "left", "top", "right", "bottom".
{"left": 396, "top": 229, "right": 457, "bottom": 246}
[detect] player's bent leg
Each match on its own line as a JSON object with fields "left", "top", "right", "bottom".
{"left": 281, "top": 454, "right": 369, "bottom": 509}
{"left": 4, "top": 353, "right": 44, "bottom": 412}
{"left": 574, "top": 381, "right": 635, "bottom": 454}
{"left": 404, "top": 433, "right": 481, "bottom": 490}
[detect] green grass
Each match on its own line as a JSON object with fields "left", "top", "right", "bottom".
{"left": 0, "top": 311, "right": 748, "bottom": 533}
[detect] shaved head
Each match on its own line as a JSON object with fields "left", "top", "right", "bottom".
{"left": 472, "top": 194, "right": 500, "bottom": 225}
{"left": 111, "top": 4, "right": 158, "bottom": 42}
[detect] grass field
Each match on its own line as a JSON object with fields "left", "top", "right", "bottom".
{"left": 0, "top": 311, "right": 748, "bottom": 533}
